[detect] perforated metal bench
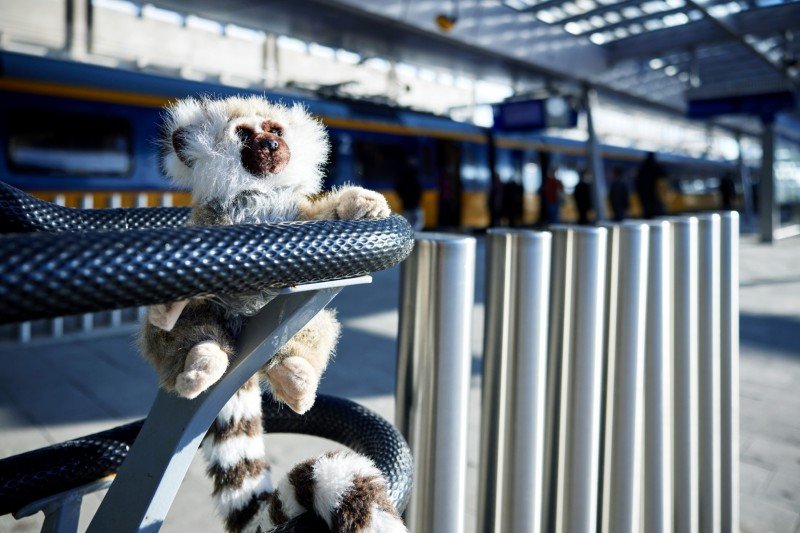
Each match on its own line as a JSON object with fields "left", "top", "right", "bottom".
{"left": 0, "top": 182, "right": 415, "bottom": 532}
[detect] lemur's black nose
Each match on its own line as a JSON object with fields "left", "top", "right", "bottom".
{"left": 260, "top": 139, "right": 279, "bottom": 151}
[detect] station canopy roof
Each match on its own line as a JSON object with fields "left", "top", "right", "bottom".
{"left": 149, "top": 0, "right": 800, "bottom": 133}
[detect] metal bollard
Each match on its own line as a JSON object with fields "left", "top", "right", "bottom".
{"left": 670, "top": 217, "right": 700, "bottom": 533}
{"left": 478, "top": 230, "right": 551, "bottom": 533}
{"left": 553, "top": 227, "right": 607, "bottom": 533}
{"left": 600, "top": 223, "right": 649, "bottom": 533}
{"left": 697, "top": 214, "right": 722, "bottom": 533}
{"left": 643, "top": 221, "right": 673, "bottom": 533}
{"left": 719, "top": 212, "right": 739, "bottom": 533}
{"left": 396, "top": 233, "right": 475, "bottom": 533}
{"left": 542, "top": 226, "right": 570, "bottom": 533}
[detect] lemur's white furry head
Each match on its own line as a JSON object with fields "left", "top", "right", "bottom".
{"left": 161, "top": 96, "right": 330, "bottom": 203}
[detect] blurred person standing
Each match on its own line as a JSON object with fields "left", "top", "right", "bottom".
{"left": 573, "top": 168, "right": 593, "bottom": 224}
{"left": 502, "top": 178, "right": 525, "bottom": 227}
{"left": 609, "top": 167, "right": 630, "bottom": 221}
{"left": 395, "top": 156, "right": 424, "bottom": 230}
{"left": 719, "top": 171, "right": 736, "bottom": 210}
{"left": 635, "top": 152, "right": 667, "bottom": 218}
{"left": 540, "top": 167, "right": 564, "bottom": 224}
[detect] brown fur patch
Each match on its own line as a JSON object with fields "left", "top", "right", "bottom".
{"left": 287, "top": 458, "right": 317, "bottom": 511}
{"left": 268, "top": 489, "right": 289, "bottom": 525}
{"left": 138, "top": 300, "right": 236, "bottom": 392}
{"left": 334, "top": 474, "right": 400, "bottom": 532}
{"left": 208, "top": 457, "right": 267, "bottom": 494}
{"left": 224, "top": 494, "right": 261, "bottom": 533}
{"left": 212, "top": 415, "right": 262, "bottom": 442}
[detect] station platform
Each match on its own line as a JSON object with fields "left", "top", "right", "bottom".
{"left": 1, "top": 235, "right": 799, "bottom": 533}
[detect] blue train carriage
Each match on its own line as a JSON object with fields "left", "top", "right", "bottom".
{"left": 492, "top": 130, "right": 738, "bottom": 223}
{"left": 0, "top": 51, "right": 492, "bottom": 226}
{"left": 0, "top": 51, "right": 734, "bottom": 227}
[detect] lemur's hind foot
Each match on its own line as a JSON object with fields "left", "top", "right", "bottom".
{"left": 266, "top": 356, "right": 319, "bottom": 415}
{"left": 175, "top": 341, "right": 229, "bottom": 399}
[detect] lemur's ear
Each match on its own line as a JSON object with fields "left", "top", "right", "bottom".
{"left": 163, "top": 97, "right": 206, "bottom": 170}
{"left": 171, "top": 127, "right": 193, "bottom": 167}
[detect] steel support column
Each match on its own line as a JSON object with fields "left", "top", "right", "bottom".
{"left": 759, "top": 121, "right": 777, "bottom": 243}
{"left": 583, "top": 87, "right": 608, "bottom": 222}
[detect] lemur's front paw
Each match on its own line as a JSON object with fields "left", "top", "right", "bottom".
{"left": 175, "top": 341, "right": 229, "bottom": 399}
{"left": 335, "top": 187, "right": 391, "bottom": 220}
{"left": 266, "top": 356, "right": 320, "bottom": 414}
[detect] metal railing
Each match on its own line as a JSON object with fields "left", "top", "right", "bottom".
{"left": 398, "top": 213, "right": 739, "bottom": 533}
{"left": 8, "top": 191, "right": 176, "bottom": 344}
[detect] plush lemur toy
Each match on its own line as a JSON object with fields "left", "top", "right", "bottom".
{"left": 139, "top": 96, "right": 407, "bottom": 533}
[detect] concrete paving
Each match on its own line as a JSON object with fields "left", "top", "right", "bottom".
{"left": 1, "top": 233, "right": 799, "bottom": 533}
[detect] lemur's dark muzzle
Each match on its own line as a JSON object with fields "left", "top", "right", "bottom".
{"left": 239, "top": 129, "right": 290, "bottom": 176}
{"left": 260, "top": 139, "right": 280, "bottom": 151}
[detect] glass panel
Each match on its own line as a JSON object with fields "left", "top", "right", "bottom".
{"left": 7, "top": 109, "right": 132, "bottom": 176}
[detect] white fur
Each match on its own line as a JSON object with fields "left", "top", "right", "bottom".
{"left": 245, "top": 501, "right": 275, "bottom": 533}
{"left": 216, "top": 386, "right": 263, "bottom": 426}
{"left": 214, "top": 472, "right": 273, "bottom": 516}
{"left": 161, "top": 96, "right": 329, "bottom": 205}
{"left": 276, "top": 473, "right": 306, "bottom": 519}
{"left": 312, "top": 452, "right": 382, "bottom": 529}
{"left": 362, "top": 508, "right": 409, "bottom": 533}
{"left": 202, "top": 433, "right": 265, "bottom": 469}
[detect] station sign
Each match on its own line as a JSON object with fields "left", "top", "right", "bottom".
{"left": 492, "top": 97, "right": 578, "bottom": 131}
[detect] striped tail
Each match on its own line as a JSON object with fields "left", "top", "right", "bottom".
{"left": 202, "top": 376, "right": 273, "bottom": 533}
{"left": 266, "top": 451, "right": 408, "bottom": 533}
{"left": 203, "top": 376, "right": 407, "bottom": 532}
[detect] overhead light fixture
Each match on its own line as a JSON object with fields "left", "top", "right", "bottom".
{"left": 435, "top": 0, "right": 460, "bottom": 31}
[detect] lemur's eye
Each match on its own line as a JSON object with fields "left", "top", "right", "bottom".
{"left": 235, "top": 126, "right": 252, "bottom": 143}
{"left": 270, "top": 128, "right": 283, "bottom": 137}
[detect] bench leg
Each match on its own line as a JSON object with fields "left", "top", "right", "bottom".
{"left": 87, "top": 278, "right": 369, "bottom": 533}
{"left": 41, "top": 495, "right": 80, "bottom": 533}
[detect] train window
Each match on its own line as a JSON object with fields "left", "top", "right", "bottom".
{"left": 522, "top": 152, "right": 541, "bottom": 194}
{"left": 557, "top": 167, "right": 580, "bottom": 193}
{"left": 6, "top": 110, "right": 132, "bottom": 176}
{"left": 353, "top": 140, "right": 413, "bottom": 187}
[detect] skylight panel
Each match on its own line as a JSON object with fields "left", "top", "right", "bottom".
{"left": 622, "top": 6, "right": 643, "bottom": 18}
{"left": 336, "top": 49, "right": 362, "bottom": 64}
{"left": 591, "top": 15, "right": 607, "bottom": 26}
{"left": 224, "top": 24, "right": 265, "bottom": 42}
{"left": 92, "top": 0, "right": 139, "bottom": 16}
{"left": 186, "top": 15, "right": 223, "bottom": 34}
{"left": 563, "top": 2, "right": 583, "bottom": 16}
{"left": 605, "top": 11, "right": 623, "bottom": 23}
{"left": 141, "top": 4, "right": 183, "bottom": 25}
{"left": 537, "top": 10, "right": 557, "bottom": 23}
{"left": 644, "top": 18, "right": 664, "bottom": 29}
{"left": 590, "top": 32, "right": 609, "bottom": 44}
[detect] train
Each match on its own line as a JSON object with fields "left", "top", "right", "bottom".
{"left": 0, "top": 51, "right": 737, "bottom": 228}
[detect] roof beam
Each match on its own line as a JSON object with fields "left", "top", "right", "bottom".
{"left": 682, "top": 0, "right": 794, "bottom": 86}
{"left": 501, "top": 0, "right": 571, "bottom": 14}
{"left": 607, "top": 2, "right": 800, "bottom": 63}
{"left": 557, "top": 0, "right": 642, "bottom": 25}
{"left": 573, "top": 6, "right": 689, "bottom": 38}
